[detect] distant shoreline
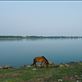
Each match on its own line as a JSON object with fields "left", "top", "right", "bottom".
{"left": 0, "top": 36, "right": 82, "bottom": 39}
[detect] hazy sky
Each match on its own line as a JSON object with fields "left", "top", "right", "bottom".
{"left": 0, "top": 1, "right": 82, "bottom": 36}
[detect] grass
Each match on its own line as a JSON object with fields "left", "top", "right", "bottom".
{"left": 0, "top": 63, "right": 82, "bottom": 82}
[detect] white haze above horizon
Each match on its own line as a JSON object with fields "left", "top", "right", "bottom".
{"left": 0, "top": 1, "right": 82, "bottom": 36}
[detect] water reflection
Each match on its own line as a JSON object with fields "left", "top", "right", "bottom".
{"left": 0, "top": 38, "right": 82, "bottom": 67}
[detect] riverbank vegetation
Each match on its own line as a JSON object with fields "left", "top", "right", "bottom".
{"left": 0, "top": 35, "right": 82, "bottom": 40}
{"left": 0, "top": 62, "right": 82, "bottom": 82}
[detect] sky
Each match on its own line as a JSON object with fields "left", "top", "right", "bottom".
{"left": 0, "top": 1, "right": 82, "bottom": 36}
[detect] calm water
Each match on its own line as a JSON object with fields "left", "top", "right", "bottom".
{"left": 0, "top": 39, "right": 82, "bottom": 67}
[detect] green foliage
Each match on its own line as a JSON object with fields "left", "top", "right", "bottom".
{"left": 0, "top": 63, "right": 82, "bottom": 82}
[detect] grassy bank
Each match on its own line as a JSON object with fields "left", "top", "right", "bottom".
{"left": 0, "top": 62, "right": 82, "bottom": 82}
